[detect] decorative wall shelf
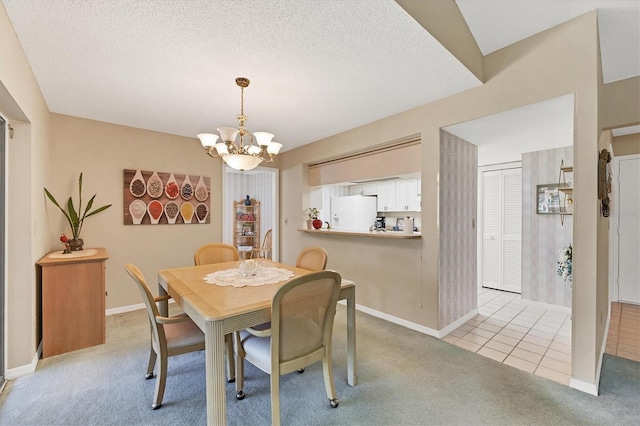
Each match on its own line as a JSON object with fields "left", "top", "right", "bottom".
{"left": 558, "top": 160, "right": 573, "bottom": 225}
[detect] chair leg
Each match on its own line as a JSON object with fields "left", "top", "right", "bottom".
{"left": 322, "top": 356, "right": 339, "bottom": 408}
{"left": 145, "top": 348, "right": 157, "bottom": 379}
{"left": 225, "top": 334, "right": 235, "bottom": 382}
{"left": 152, "top": 352, "right": 168, "bottom": 409}
{"left": 270, "top": 371, "right": 281, "bottom": 426}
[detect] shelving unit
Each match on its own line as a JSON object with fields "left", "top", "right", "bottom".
{"left": 558, "top": 160, "right": 573, "bottom": 225}
{"left": 233, "top": 198, "right": 260, "bottom": 256}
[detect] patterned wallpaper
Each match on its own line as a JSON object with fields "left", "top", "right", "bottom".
{"left": 522, "top": 147, "right": 573, "bottom": 307}
{"left": 439, "top": 130, "right": 478, "bottom": 328}
{"left": 224, "top": 170, "right": 274, "bottom": 249}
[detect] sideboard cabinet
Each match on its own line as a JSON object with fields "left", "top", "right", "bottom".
{"left": 37, "top": 248, "right": 109, "bottom": 358}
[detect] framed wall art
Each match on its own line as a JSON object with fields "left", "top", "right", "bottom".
{"left": 536, "top": 183, "right": 561, "bottom": 214}
{"left": 123, "top": 169, "right": 211, "bottom": 225}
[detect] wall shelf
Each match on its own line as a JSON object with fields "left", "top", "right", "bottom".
{"left": 558, "top": 160, "right": 573, "bottom": 225}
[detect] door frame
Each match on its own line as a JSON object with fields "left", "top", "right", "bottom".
{"left": 609, "top": 153, "right": 640, "bottom": 303}
{"left": 0, "top": 114, "right": 6, "bottom": 390}
{"left": 477, "top": 161, "right": 522, "bottom": 292}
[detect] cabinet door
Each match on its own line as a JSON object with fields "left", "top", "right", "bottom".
{"left": 349, "top": 184, "right": 363, "bottom": 196}
{"left": 376, "top": 181, "right": 396, "bottom": 211}
{"left": 395, "top": 179, "right": 419, "bottom": 211}
{"left": 363, "top": 183, "right": 377, "bottom": 195}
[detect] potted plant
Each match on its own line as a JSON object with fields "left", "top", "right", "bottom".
{"left": 44, "top": 173, "right": 112, "bottom": 251}
{"left": 308, "top": 207, "right": 322, "bottom": 229}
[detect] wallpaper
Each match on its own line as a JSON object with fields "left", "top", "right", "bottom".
{"left": 439, "top": 130, "right": 478, "bottom": 328}
{"left": 522, "top": 147, "right": 573, "bottom": 307}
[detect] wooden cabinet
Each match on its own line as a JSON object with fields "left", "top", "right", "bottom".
{"left": 233, "top": 199, "right": 260, "bottom": 255}
{"left": 37, "top": 248, "right": 109, "bottom": 358}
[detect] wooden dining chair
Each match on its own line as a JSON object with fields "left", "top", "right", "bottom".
{"left": 124, "top": 263, "right": 205, "bottom": 409}
{"left": 193, "top": 242, "right": 240, "bottom": 382}
{"left": 194, "top": 243, "right": 239, "bottom": 265}
{"left": 295, "top": 246, "right": 328, "bottom": 271}
{"left": 234, "top": 270, "right": 342, "bottom": 425}
{"left": 252, "top": 228, "right": 273, "bottom": 259}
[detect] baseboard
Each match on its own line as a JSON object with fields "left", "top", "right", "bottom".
{"left": 5, "top": 341, "right": 42, "bottom": 380}
{"left": 520, "top": 298, "right": 572, "bottom": 315}
{"left": 438, "top": 308, "right": 480, "bottom": 338}
{"left": 569, "top": 378, "right": 599, "bottom": 396}
{"left": 338, "top": 300, "right": 440, "bottom": 337}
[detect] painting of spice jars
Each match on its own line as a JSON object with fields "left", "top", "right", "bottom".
{"left": 124, "top": 169, "right": 210, "bottom": 225}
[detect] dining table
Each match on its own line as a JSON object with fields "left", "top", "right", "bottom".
{"left": 157, "top": 259, "right": 356, "bottom": 426}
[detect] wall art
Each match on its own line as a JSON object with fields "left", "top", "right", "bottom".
{"left": 123, "top": 169, "right": 210, "bottom": 225}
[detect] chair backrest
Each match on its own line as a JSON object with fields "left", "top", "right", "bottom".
{"left": 271, "top": 270, "right": 341, "bottom": 363}
{"left": 194, "top": 243, "right": 239, "bottom": 265}
{"left": 124, "top": 263, "right": 165, "bottom": 347}
{"left": 295, "top": 246, "right": 328, "bottom": 271}
{"left": 262, "top": 229, "right": 273, "bottom": 252}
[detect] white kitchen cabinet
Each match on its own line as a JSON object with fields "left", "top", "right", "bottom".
{"left": 349, "top": 183, "right": 377, "bottom": 196}
{"left": 376, "top": 180, "right": 396, "bottom": 211}
{"left": 396, "top": 178, "right": 420, "bottom": 211}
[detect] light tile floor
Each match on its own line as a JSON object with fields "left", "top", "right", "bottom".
{"left": 443, "top": 288, "right": 572, "bottom": 385}
{"left": 605, "top": 302, "right": 640, "bottom": 362}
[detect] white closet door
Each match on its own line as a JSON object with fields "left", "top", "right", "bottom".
{"left": 617, "top": 157, "right": 640, "bottom": 304}
{"left": 481, "top": 168, "right": 522, "bottom": 293}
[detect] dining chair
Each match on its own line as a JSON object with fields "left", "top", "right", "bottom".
{"left": 234, "top": 270, "right": 342, "bottom": 425}
{"left": 295, "top": 246, "right": 328, "bottom": 271}
{"left": 124, "top": 263, "right": 205, "bottom": 409}
{"left": 252, "top": 228, "right": 273, "bottom": 259}
{"left": 194, "top": 243, "right": 239, "bottom": 265}
{"left": 194, "top": 242, "right": 240, "bottom": 382}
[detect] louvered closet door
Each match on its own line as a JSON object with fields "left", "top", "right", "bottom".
{"left": 481, "top": 168, "right": 522, "bottom": 293}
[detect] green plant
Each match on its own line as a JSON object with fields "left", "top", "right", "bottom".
{"left": 44, "top": 173, "right": 112, "bottom": 240}
{"left": 308, "top": 207, "right": 319, "bottom": 219}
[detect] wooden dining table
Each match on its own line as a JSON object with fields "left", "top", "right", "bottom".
{"left": 157, "top": 260, "right": 356, "bottom": 426}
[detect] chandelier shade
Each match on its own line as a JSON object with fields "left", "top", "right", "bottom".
{"left": 197, "top": 77, "right": 282, "bottom": 172}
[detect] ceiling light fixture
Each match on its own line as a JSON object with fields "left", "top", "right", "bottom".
{"left": 197, "top": 77, "right": 282, "bottom": 172}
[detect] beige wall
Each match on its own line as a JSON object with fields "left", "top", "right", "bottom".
{"left": 602, "top": 76, "right": 640, "bottom": 130}
{"left": 612, "top": 133, "right": 640, "bottom": 156}
{"left": 279, "top": 11, "right": 603, "bottom": 388}
{"left": 48, "top": 114, "right": 223, "bottom": 309}
{"left": 1, "top": 3, "right": 51, "bottom": 370}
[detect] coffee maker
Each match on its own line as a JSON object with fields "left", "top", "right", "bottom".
{"left": 374, "top": 217, "right": 386, "bottom": 230}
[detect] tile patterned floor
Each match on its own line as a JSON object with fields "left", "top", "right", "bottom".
{"left": 444, "top": 289, "right": 640, "bottom": 386}
{"left": 605, "top": 302, "right": 640, "bottom": 362}
{"left": 443, "top": 288, "right": 572, "bottom": 385}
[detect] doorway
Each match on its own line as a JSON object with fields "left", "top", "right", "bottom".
{"left": 222, "top": 166, "right": 279, "bottom": 261}
{"left": 0, "top": 115, "right": 6, "bottom": 390}
{"left": 611, "top": 154, "right": 640, "bottom": 304}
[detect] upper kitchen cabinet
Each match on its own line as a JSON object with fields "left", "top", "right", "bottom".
{"left": 349, "top": 182, "right": 377, "bottom": 196}
{"left": 376, "top": 178, "right": 421, "bottom": 212}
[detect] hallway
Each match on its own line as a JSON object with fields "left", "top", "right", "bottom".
{"left": 444, "top": 288, "right": 640, "bottom": 386}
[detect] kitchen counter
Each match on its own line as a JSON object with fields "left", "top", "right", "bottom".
{"left": 298, "top": 228, "right": 421, "bottom": 239}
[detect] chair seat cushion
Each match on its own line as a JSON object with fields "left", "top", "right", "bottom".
{"left": 165, "top": 319, "right": 205, "bottom": 349}
{"left": 241, "top": 316, "right": 323, "bottom": 363}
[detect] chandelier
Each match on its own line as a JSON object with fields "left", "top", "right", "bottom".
{"left": 197, "top": 77, "right": 282, "bottom": 171}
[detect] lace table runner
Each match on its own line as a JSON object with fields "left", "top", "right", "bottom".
{"left": 204, "top": 266, "right": 294, "bottom": 288}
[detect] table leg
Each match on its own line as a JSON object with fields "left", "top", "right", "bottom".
{"left": 205, "top": 320, "right": 227, "bottom": 425}
{"left": 346, "top": 288, "right": 357, "bottom": 386}
{"left": 158, "top": 283, "right": 168, "bottom": 317}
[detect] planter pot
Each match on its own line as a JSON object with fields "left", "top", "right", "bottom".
{"left": 312, "top": 219, "right": 323, "bottom": 229}
{"left": 68, "top": 238, "right": 84, "bottom": 251}
{"left": 306, "top": 220, "right": 313, "bottom": 230}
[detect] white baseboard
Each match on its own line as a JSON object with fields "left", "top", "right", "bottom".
{"left": 438, "top": 308, "right": 480, "bottom": 338}
{"left": 520, "top": 298, "right": 572, "bottom": 315}
{"left": 569, "top": 378, "right": 599, "bottom": 396}
{"left": 6, "top": 341, "right": 41, "bottom": 380}
{"left": 339, "top": 300, "right": 440, "bottom": 337}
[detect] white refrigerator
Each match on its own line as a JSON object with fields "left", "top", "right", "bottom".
{"left": 330, "top": 195, "right": 378, "bottom": 232}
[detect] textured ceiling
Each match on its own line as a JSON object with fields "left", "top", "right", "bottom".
{"left": 2, "top": 0, "right": 638, "bottom": 153}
